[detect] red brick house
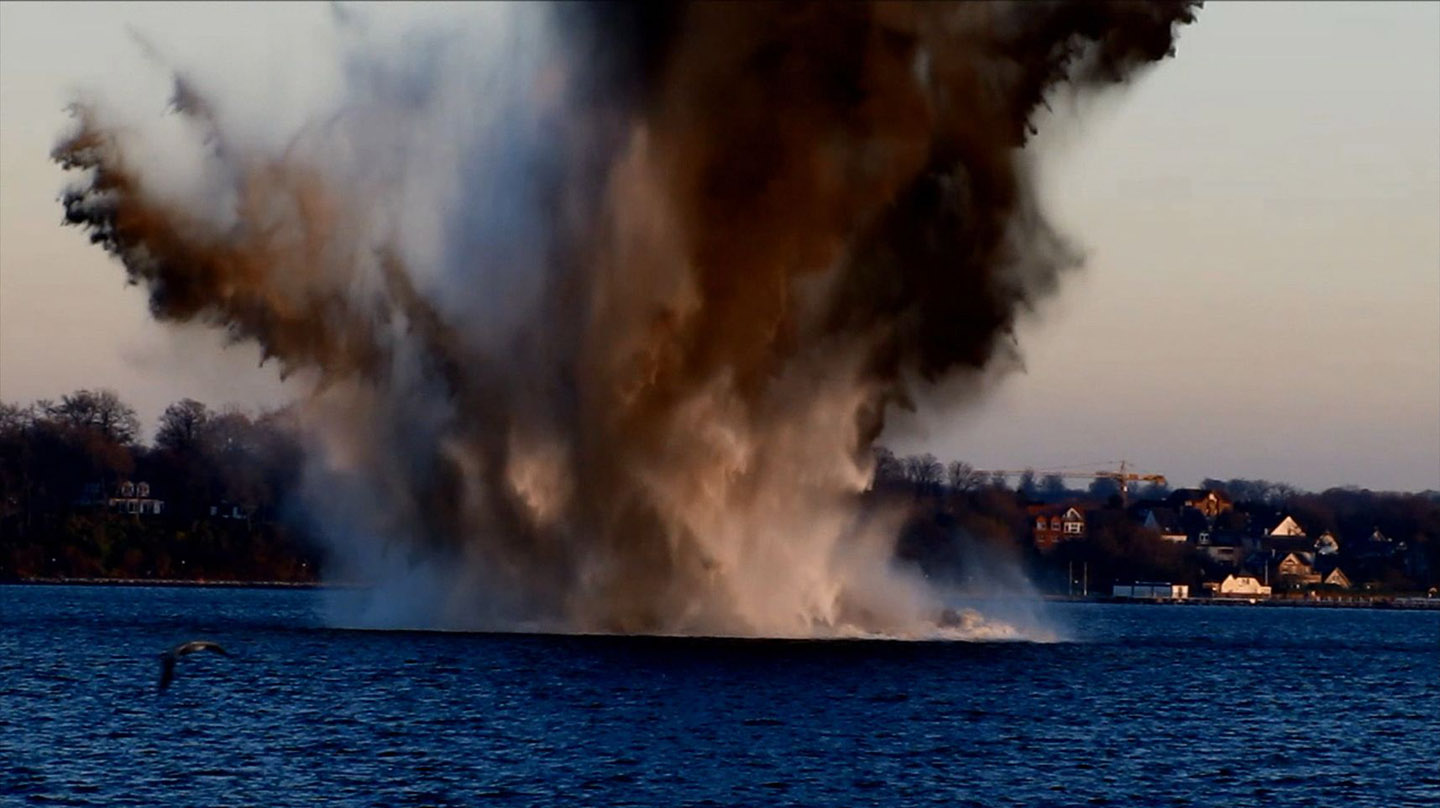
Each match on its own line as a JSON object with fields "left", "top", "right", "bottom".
{"left": 1029, "top": 504, "right": 1086, "bottom": 552}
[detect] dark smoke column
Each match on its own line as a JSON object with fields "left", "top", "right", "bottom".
{"left": 55, "top": 1, "right": 1200, "bottom": 635}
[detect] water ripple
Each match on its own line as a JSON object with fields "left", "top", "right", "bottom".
{"left": 2, "top": 586, "right": 1437, "bottom": 807}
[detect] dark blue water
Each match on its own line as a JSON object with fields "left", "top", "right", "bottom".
{"left": 3, "top": 585, "right": 1437, "bottom": 807}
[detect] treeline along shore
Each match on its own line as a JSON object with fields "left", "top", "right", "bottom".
{"left": 3, "top": 389, "right": 1438, "bottom": 598}
{"left": 1, "top": 390, "right": 319, "bottom": 583}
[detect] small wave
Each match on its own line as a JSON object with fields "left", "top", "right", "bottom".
{"left": 816, "top": 608, "right": 1062, "bottom": 643}
{"left": 322, "top": 605, "right": 1065, "bottom": 643}
{"left": 932, "top": 607, "right": 1063, "bottom": 643}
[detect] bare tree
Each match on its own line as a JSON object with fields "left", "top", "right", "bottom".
{"left": 1041, "top": 474, "right": 1068, "bottom": 500}
{"left": 155, "top": 398, "right": 211, "bottom": 453}
{"left": 1018, "top": 468, "right": 1039, "bottom": 499}
{"left": 920, "top": 454, "right": 944, "bottom": 491}
{"left": 871, "top": 446, "right": 903, "bottom": 488}
{"left": 947, "top": 460, "right": 980, "bottom": 492}
{"left": 0, "top": 402, "right": 30, "bottom": 436}
{"left": 48, "top": 389, "right": 140, "bottom": 446}
{"left": 1088, "top": 476, "right": 1123, "bottom": 502}
{"left": 201, "top": 410, "right": 258, "bottom": 458}
{"left": 901, "top": 453, "right": 943, "bottom": 496}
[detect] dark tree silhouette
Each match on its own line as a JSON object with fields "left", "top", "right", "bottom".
{"left": 1018, "top": 469, "right": 1039, "bottom": 500}
{"left": 1040, "top": 474, "right": 1067, "bottom": 499}
{"left": 946, "top": 460, "right": 980, "bottom": 493}
{"left": 0, "top": 391, "right": 318, "bottom": 582}
{"left": 155, "top": 398, "right": 210, "bottom": 453}
{"left": 49, "top": 389, "right": 140, "bottom": 446}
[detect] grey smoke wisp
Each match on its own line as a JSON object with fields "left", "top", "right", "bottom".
{"left": 54, "top": 2, "right": 1199, "bottom": 636}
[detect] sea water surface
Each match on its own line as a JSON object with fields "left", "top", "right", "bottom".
{"left": 2, "top": 584, "right": 1437, "bottom": 807}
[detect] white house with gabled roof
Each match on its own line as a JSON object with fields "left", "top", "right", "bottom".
{"left": 1210, "top": 574, "right": 1272, "bottom": 597}
{"left": 1269, "top": 516, "right": 1306, "bottom": 538}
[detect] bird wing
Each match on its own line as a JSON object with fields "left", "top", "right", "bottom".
{"left": 175, "top": 640, "right": 230, "bottom": 657}
{"left": 158, "top": 654, "right": 176, "bottom": 692}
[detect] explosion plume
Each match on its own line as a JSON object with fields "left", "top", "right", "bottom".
{"left": 54, "top": 1, "right": 1199, "bottom": 636}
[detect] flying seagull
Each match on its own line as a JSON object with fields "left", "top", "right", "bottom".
{"left": 157, "top": 640, "right": 231, "bottom": 692}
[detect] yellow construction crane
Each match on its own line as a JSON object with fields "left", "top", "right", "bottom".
{"left": 972, "top": 461, "right": 1166, "bottom": 507}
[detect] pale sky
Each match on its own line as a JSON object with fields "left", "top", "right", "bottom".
{"left": 2, "top": 2, "right": 1438, "bottom": 492}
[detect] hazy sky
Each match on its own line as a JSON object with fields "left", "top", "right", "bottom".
{"left": 2, "top": 2, "right": 1437, "bottom": 492}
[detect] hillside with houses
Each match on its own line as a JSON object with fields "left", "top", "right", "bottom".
{"left": 871, "top": 449, "right": 1440, "bottom": 602}
{"left": 2, "top": 389, "right": 1437, "bottom": 599}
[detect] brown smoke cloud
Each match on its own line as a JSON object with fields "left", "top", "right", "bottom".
{"left": 54, "top": 1, "right": 1199, "bottom": 635}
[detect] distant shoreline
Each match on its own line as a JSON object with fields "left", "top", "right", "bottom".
{"left": 1, "top": 577, "right": 357, "bottom": 590}
{"left": 1045, "top": 594, "right": 1440, "bottom": 611}
{"left": 6, "top": 578, "right": 1437, "bottom": 610}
